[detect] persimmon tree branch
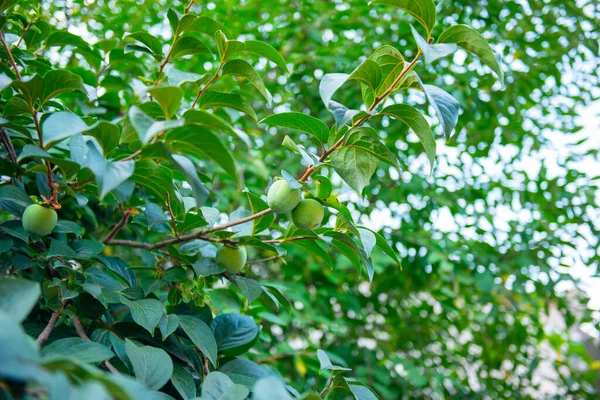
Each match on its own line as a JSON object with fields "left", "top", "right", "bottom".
{"left": 106, "top": 52, "right": 423, "bottom": 251}
{"left": 191, "top": 61, "right": 224, "bottom": 108}
{"left": 102, "top": 206, "right": 134, "bottom": 244}
{"left": 72, "top": 316, "right": 119, "bottom": 374}
{"left": 36, "top": 308, "right": 64, "bottom": 345}
{"left": 0, "top": 31, "right": 21, "bottom": 79}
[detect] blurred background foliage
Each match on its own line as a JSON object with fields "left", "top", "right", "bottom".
{"left": 2, "top": 0, "right": 600, "bottom": 398}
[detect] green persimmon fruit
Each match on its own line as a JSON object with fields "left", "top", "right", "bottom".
{"left": 267, "top": 179, "right": 301, "bottom": 213}
{"left": 292, "top": 199, "right": 324, "bottom": 230}
{"left": 216, "top": 245, "right": 247, "bottom": 274}
{"left": 22, "top": 204, "right": 58, "bottom": 236}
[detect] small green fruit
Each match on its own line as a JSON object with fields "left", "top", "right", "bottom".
{"left": 267, "top": 180, "right": 301, "bottom": 213}
{"left": 22, "top": 204, "right": 58, "bottom": 236}
{"left": 215, "top": 245, "right": 247, "bottom": 274}
{"left": 292, "top": 199, "right": 324, "bottom": 230}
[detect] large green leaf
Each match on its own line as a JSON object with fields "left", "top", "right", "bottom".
{"left": 125, "top": 339, "right": 173, "bottom": 391}
{"left": 42, "top": 112, "right": 89, "bottom": 147}
{"left": 120, "top": 297, "right": 164, "bottom": 336}
{"left": 243, "top": 40, "right": 289, "bottom": 74}
{"left": 125, "top": 32, "right": 163, "bottom": 55}
{"left": 197, "top": 91, "right": 257, "bottom": 121}
{"left": 200, "top": 371, "right": 249, "bottom": 400}
{"left": 211, "top": 314, "right": 260, "bottom": 356}
{"left": 0, "top": 277, "right": 40, "bottom": 322}
{"left": 260, "top": 112, "right": 329, "bottom": 143}
{"left": 437, "top": 24, "right": 504, "bottom": 83}
{"left": 177, "top": 315, "right": 218, "bottom": 367}
{"left": 128, "top": 106, "right": 184, "bottom": 145}
{"left": 379, "top": 104, "right": 436, "bottom": 171}
{"left": 371, "top": 0, "right": 437, "bottom": 37}
{"left": 41, "top": 69, "right": 85, "bottom": 105}
{"left": 147, "top": 86, "right": 183, "bottom": 119}
{"left": 167, "top": 125, "right": 237, "bottom": 180}
{"left": 214, "top": 30, "right": 246, "bottom": 61}
{"left": 41, "top": 338, "right": 115, "bottom": 363}
{"left": 171, "top": 364, "right": 196, "bottom": 400}
{"left": 170, "top": 36, "right": 212, "bottom": 61}
{"left": 222, "top": 59, "right": 272, "bottom": 104}
{"left": 86, "top": 142, "right": 135, "bottom": 199}
{"left": 410, "top": 25, "right": 457, "bottom": 64}
{"left": 175, "top": 15, "right": 231, "bottom": 38}
{"left": 319, "top": 59, "right": 382, "bottom": 108}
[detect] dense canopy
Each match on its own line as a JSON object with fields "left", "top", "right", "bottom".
{"left": 0, "top": 0, "right": 598, "bottom": 399}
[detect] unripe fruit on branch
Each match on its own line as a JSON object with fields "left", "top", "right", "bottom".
{"left": 267, "top": 180, "right": 301, "bottom": 213}
{"left": 292, "top": 199, "right": 324, "bottom": 230}
{"left": 22, "top": 204, "right": 58, "bottom": 236}
{"left": 215, "top": 245, "right": 247, "bottom": 274}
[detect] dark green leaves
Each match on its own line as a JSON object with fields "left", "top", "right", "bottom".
{"left": 41, "top": 70, "right": 85, "bottom": 105}
{"left": 371, "top": 0, "right": 437, "bottom": 38}
{"left": 177, "top": 315, "right": 218, "bottom": 367}
{"left": 125, "top": 32, "right": 163, "bottom": 56}
{"left": 438, "top": 24, "right": 504, "bottom": 84}
{"left": 86, "top": 142, "right": 135, "bottom": 199}
{"left": 125, "top": 339, "right": 173, "bottom": 391}
{"left": 260, "top": 112, "right": 329, "bottom": 143}
{"left": 201, "top": 372, "right": 249, "bottom": 400}
{"left": 379, "top": 104, "right": 436, "bottom": 171}
{"left": 147, "top": 86, "right": 183, "bottom": 119}
{"left": 211, "top": 313, "right": 260, "bottom": 356}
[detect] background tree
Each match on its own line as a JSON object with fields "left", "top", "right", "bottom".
{"left": 0, "top": 0, "right": 598, "bottom": 399}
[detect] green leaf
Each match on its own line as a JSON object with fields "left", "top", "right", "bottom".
{"left": 211, "top": 313, "right": 260, "bottom": 356}
{"left": 371, "top": 0, "right": 436, "bottom": 37}
{"left": 84, "top": 121, "right": 120, "bottom": 155}
{"left": 197, "top": 91, "right": 257, "bottom": 121}
{"left": 71, "top": 239, "right": 105, "bottom": 259}
{"left": 41, "top": 338, "right": 115, "bottom": 363}
{"left": 283, "top": 240, "right": 332, "bottom": 268}
{"left": 379, "top": 104, "right": 436, "bottom": 171}
{"left": 120, "top": 297, "right": 164, "bottom": 336}
{"left": 11, "top": 74, "right": 44, "bottom": 107}
{"left": 356, "top": 227, "right": 377, "bottom": 257}
{"left": 147, "top": 86, "right": 183, "bottom": 119}
{"left": 319, "top": 60, "right": 381, "bottom": 108}
{"left": 171, "top": 154, "right": 210, "bottom": 207}
{"left": 167, "top": 125, "right": 237, "bottom": 180}
{"left": 170, "top": 36, "right": 212, "bottom": 60}
{"left": 331, "top": 376, "right": 379, "bottom": 400}
{"left": 41, "top": 69, "right": 85, "bottom": 105}
{"left": 0, "top": 277, "right": 40, "bottom": 322}
{"left": 176, "top": 15, "right": 231, "bottom": 38}
{"left": 0, "top": 185, "right": 33, "bottom": 217}
{"left": 171, "top": 364, "right": 196, "bottom": 400}
{"left": 421, "top": 81, "right": 460, "bottom": 141}
{"left": 0, "top": 0, "right": 19, "bottom": 13}
{"left": 253, "top": 377, "right": 293, "bottom": 400}
{"left": 243, "top": 40, "right": 289, "bottom": 74}
{"left": 201, "top": 371, "right": 249, "bottom": 400}
{"left": 125, "top": 339, "right": 173, "bottom": 391}
{"left": 214, "top": 30, "right": 245, "bottom": 61}
{"left": 317, "top": 349, "right": 352, "bottom": 373}
{"left": 232, "top": 275, "right": 263, "bottom": 303}
{"left": 410, "top": 25, "right": 457, "bottom": 64}
{"left": 128, "top": 106, "right": 184, "bottom": 145}
{"left": 371, "top": 45, "right": 405, "bottom": 98}
{"left": 158, "top": 314, "right": 180, "bottom": 341}
{"left": 177, "top": 315, "right": 218, "bottom": 367}
{"left": 365, "top": 228, "right": 401, "bottom": 265}
{"left": 183, "top": 110, "right": 235, "bottom": 136}
{"left": 437, "top": 24, "right": 504, "bottom": 84}
{"left": 86, "top": 142, "right": 135, "bottom": 198}
{"left": 125, "top": 32, "right": 163, "bottom": 55}
{"left": 132, "top": 160, "right": 174, "bottom": 203}
{"left": 245, "top": 191, "right": 273, "bottom": 235}
{"left": 260, "top": 112, "right": 329, "bottom": 143}
{"left": 42, "top": 112, "right": 89, "bottom": 147}
{"left": 0, "top": 313, "right": 40, "bottom": 382}
{"left": 344, "top": 127, "right": 399, "bottom": 167}
{"left": 167, "top": 68, "right": 206, "bottom": 86}
{"left": 222, "top": 59, "right": 272, "bottom": 104}
{"left": 219, "top": 359, "right": 268, "bottom": 387}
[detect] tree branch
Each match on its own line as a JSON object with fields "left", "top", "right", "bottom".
{"left": 102, "top": 207, "right": 133, "bottom": 244}
{"left": 36, "top": 309, "right": 63, "bottom": 345}
{"left": 191, "top": 62, "right": 224, "bottom": 108}
{"left": 0, "top": 31, "right": 21, "bottom": 80}
{"left": 184, "top": 0, "right": 196, "bottom": 14}
{"left": 72, "top": 316, "right": 119, "bottom": 374}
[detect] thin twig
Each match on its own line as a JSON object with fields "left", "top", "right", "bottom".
{"left": 15, "top": 18, "right": 36, "bottom": 48}
{"left": 0, "top": 31, "right": 22, "bottom": 79}
{"left": 72, "top": 316, "right": 119, "bottom": 374}
{"left": 36, "top": 309, "right": 63, "bottom": 345}
{"left": 246, "top": 254, "right": 284, "bottom": 264}
{"left": 0, "top": 127, "right": 17, "bottom": 163}
{"left": 319, "top": 372, "right": 335, "bottom": 396}
{"left": 191, "top": 62, "right": 224, "bottom": 108}
{"left": 184, "top": 0, "right": 196, "bottom": 14}
{"left": 102, "top": 207, "right": 133, "bottom": 244}
{"left": 201, "top": 353, "right": 210, "bottom": 376}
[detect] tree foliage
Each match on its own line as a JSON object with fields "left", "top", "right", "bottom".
{"left": 0, "top": 0, "right": 598, "bottom": 399}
